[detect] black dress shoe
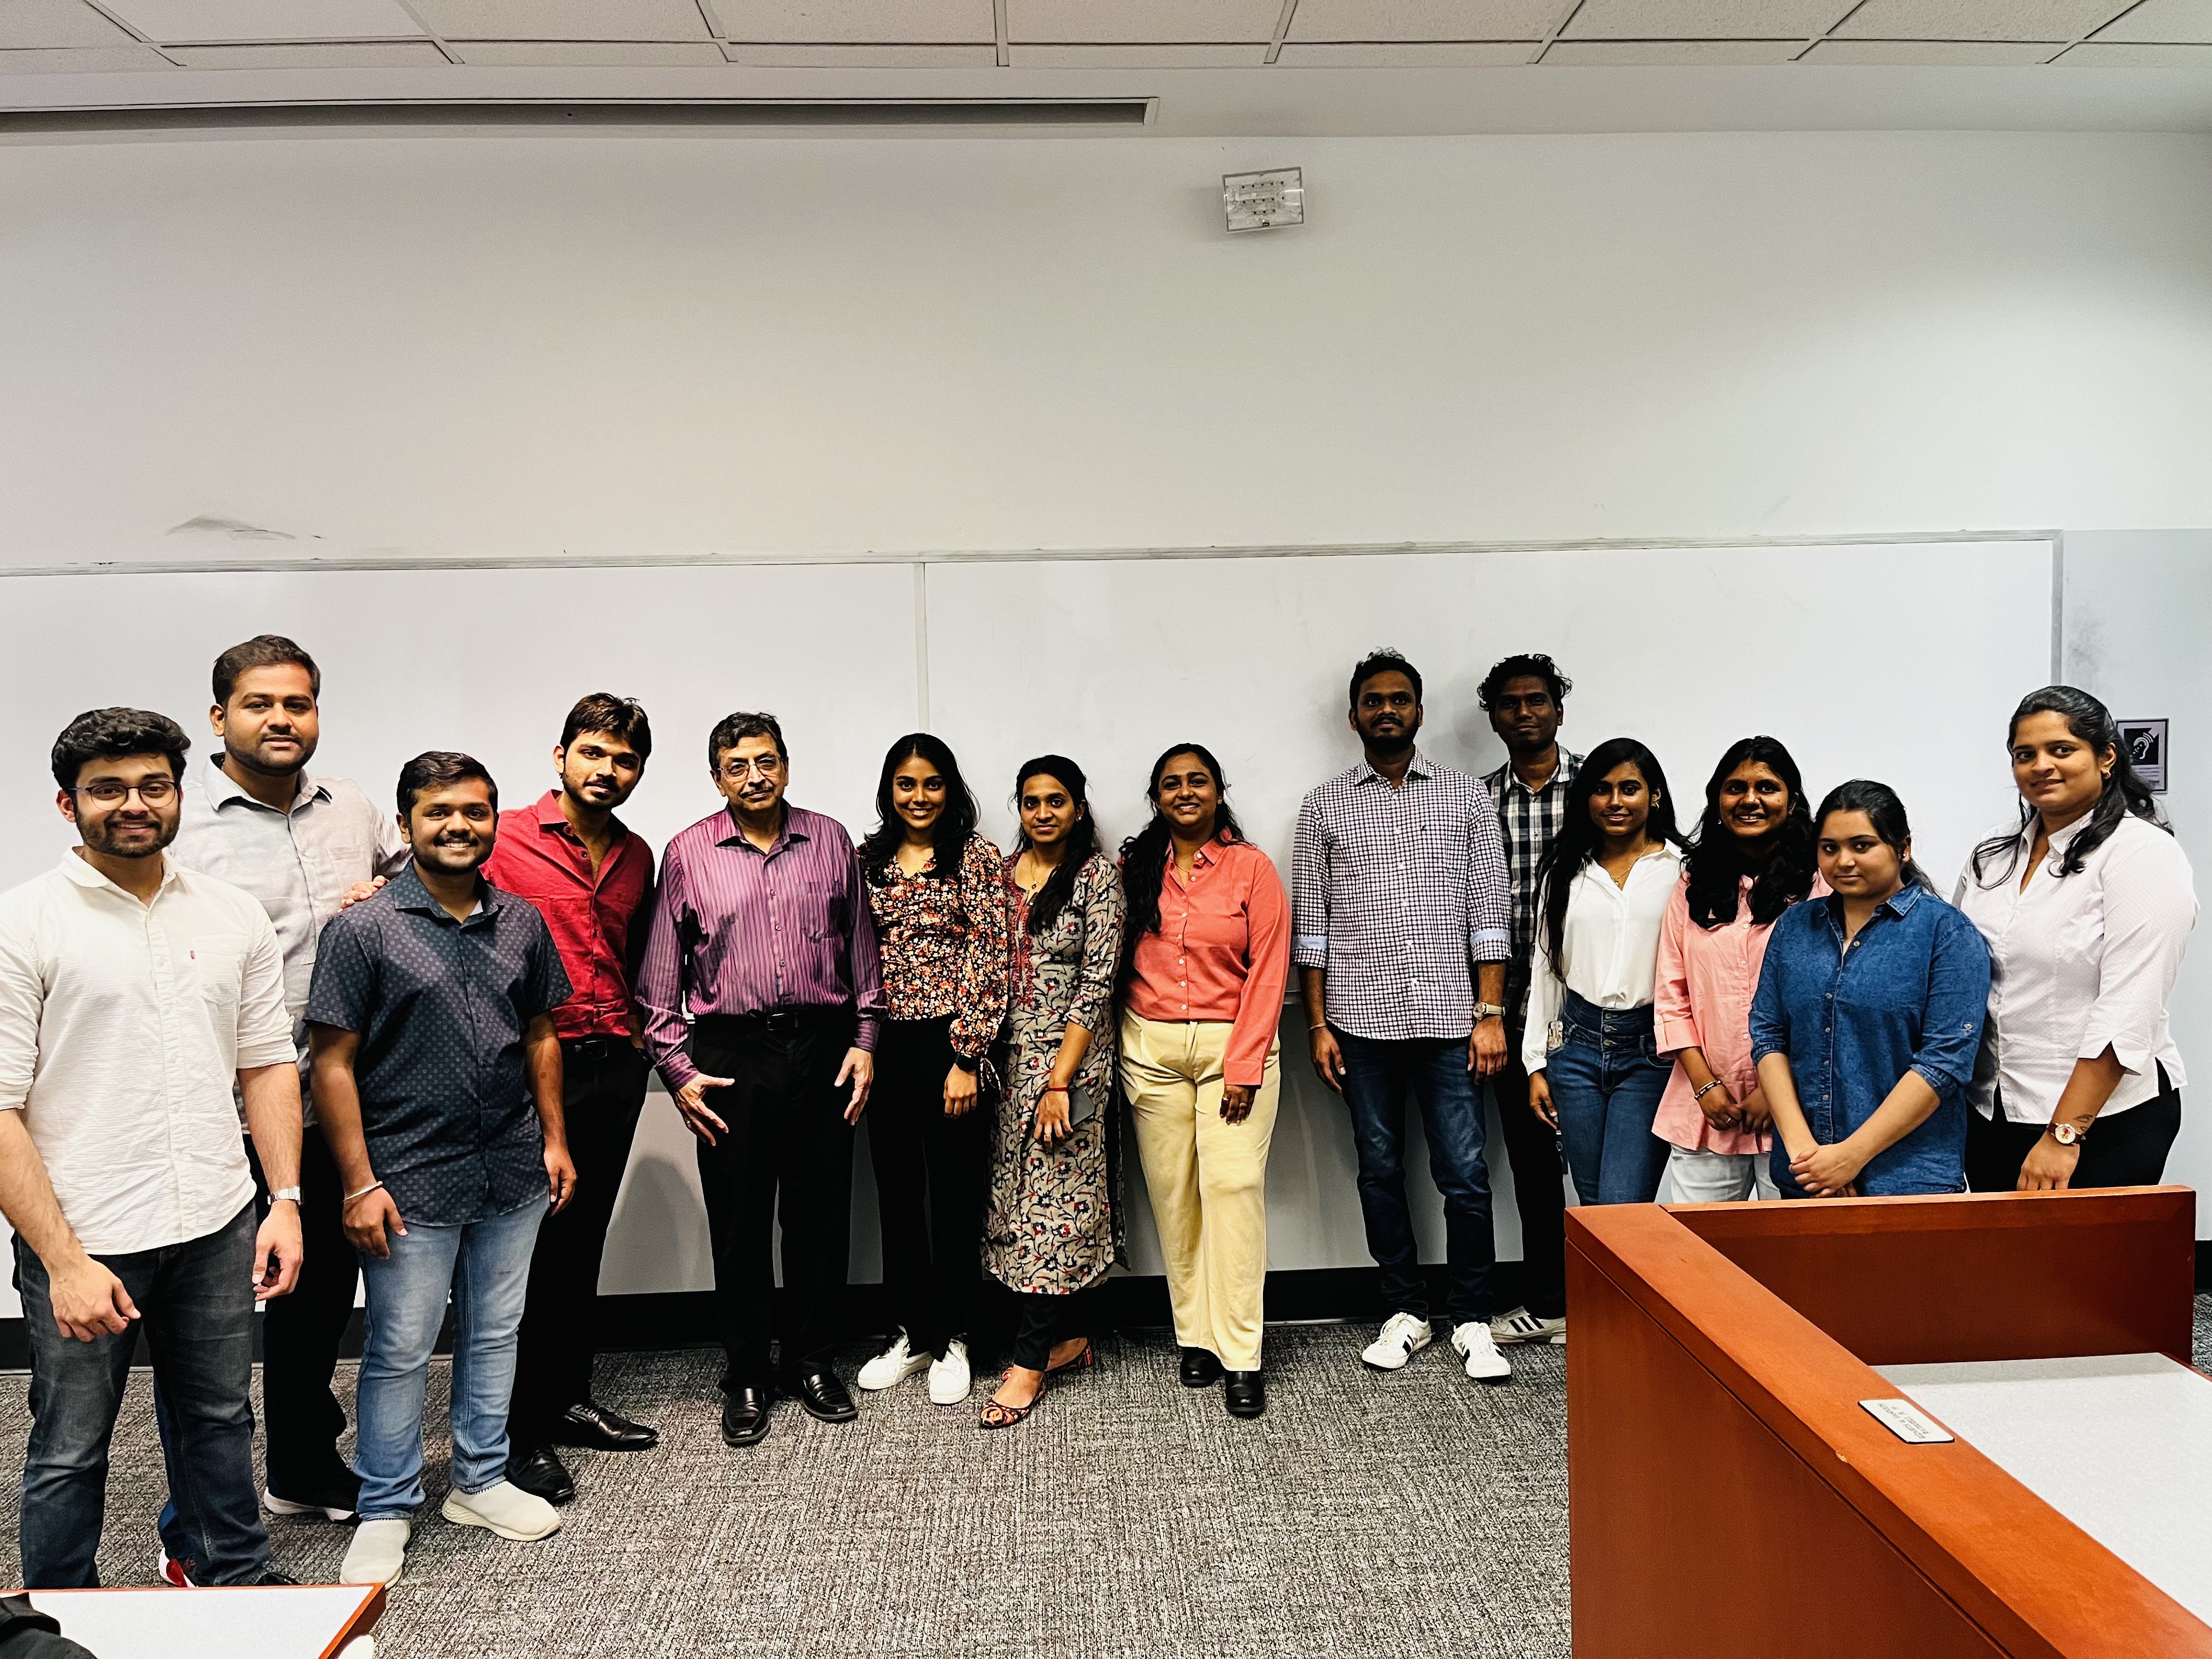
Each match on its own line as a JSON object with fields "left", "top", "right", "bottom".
{"left": 549, "top": 1400, "right": 661, "bottom": 1452}
{"left": 721, "top": 1385, "right": 773, "bottom": 1447}
{"left": 507, "top": 1443, "right": 577, "bottom": 1506}
{"left": 1179, "top": 1347, "right": 1223, "bottom": 1388}
{"left": 787, "top": 1369, "right": 859, "bottom": 1424}
{"left": 1224, "top": 1370, "right": 1266, "bottom": 1419}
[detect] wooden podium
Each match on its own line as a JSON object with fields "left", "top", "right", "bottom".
{"left": 1567, "top": 1188, "right": 2210, "bottom": 1658}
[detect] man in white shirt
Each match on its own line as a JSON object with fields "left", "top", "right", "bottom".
{"left": 0, "top": 708, "right": 304, "bottom": 1588}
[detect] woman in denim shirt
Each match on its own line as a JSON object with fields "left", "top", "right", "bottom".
{"left": 1751, "top": 780, "right": 1991, "bottom": 1198}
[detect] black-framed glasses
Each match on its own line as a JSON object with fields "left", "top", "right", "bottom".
{"left": 71, "top": 778, "right": 178, "bottom": 804}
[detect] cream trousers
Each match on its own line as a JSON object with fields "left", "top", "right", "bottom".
{"left": 1120, "top": 1011, "right": 1280, "bottom": 1372}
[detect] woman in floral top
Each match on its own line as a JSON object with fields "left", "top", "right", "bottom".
{"left": 853, "top": 734, "right": 1009, "bottom": 1409}
{"left": 979, "top": 755, "right": 1125, "bottom": 1430}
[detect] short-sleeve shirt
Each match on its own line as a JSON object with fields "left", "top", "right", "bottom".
{"left": 306, "top": 862, "right": 570, "bottom": 1226}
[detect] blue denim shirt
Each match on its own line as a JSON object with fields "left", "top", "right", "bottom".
{"left": 1749, "top": 884, "right": 1990, "bottom": 1197}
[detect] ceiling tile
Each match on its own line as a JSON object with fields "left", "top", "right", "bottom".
{"left": 2089, "top": 0, "right": 2212, "bottom": 42}
{"left": 99, "top": 0, "right": 424, "bottom": 43}
{"left": 1562, "top": 1, "right": 1854, "bottom": 39}
{"left": 1276, "top": 38, "right": 1536, "bottom": 60}
{"left": 1831, "top": 1, "right": 2134, "bottom": 42}
{"left": 0, "top": 0, "right": 137, "bottom": 49}
{"left": 707, "top": 1, "right": 995, "bottom": 43}
{"left": 1007, "top": 1, "right": 1284, "bottom": 43}
{"left": 1542, "top": 37, "right": 1804, "bottom": 60}
{"left": 409, "top": 0, "right": 712, "bottom": 42}
{"left": 722, "top": 41, "right": 998, "bottom": 63}
{"left": 166, "top": 40, "right": 450, "bottom": 63}
{"left": 1285, "top": 1, "right": 1562, "bottom": 41}
{"left": 1008, "top": 42, "right": 1269, "bottom": 63}
{"left": 2056, "top": 36, "right": 2212, "bottom": 58}
{"left": 454, "top": 40, "right": 729, "bottom": 63}
{"left": 0, "top": 42, "right": 177, "bottom": 69}
{"left": 1801, "top": 37, "right": 2059, "bottom": 60}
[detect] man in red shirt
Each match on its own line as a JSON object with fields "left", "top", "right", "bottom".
{"left": 484, "top": 694, "right": 659, "bottom": 1506}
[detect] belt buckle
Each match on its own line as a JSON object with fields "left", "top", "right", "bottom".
{"left": 764, "top": 1011, "right": 798, "bottom": 1036}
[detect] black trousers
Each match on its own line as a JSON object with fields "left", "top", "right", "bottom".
{"left": 867, "top": 1017, "right": 989, "bottom": 1359}
{"left": 1008, "top": 1287, "right": 1093, "bottom": 1372}
{"left": 1965, "top": 1075, "right": 2182, "bottom": 1192}
{"left": 508, "top": 1037, "right": 652, "bottom": 1449}
{"left": 691, "top": 1011, "right": 858, "bottom": 1391}
{"left": 255, "top": 1124, "right": 359, "bottom": 1496}
{"left": 1489, "top": 1020, "right": 1567, "bottom": 1321}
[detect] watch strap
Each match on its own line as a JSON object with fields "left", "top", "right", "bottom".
{"left": 270, "top": 1186, "right": 304, "bottom": 1204}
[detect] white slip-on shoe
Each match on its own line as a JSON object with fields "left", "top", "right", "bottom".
{"left": 441, "top": 1480, "right": 561, "bottom": 1542}
{"left": 1490, "top": 1306, "right": 1568, "bottom": 1347}
{"left": 341, "top": 1519, "right": 411, "bottom": 1587}
{"left": 857, "top": 1331, "right": 930, "bottom": 1392}
{"left": 1452, "top": 1321, "right": 1514, "bottom": 1383}
{"left": 928, "top": 1338, "right": 973, "bottom": 1406}
{"left": 1360, "top": 1311, "right": 1435, "bottom": 1372}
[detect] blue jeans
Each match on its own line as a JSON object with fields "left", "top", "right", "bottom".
{"left": 1335, "top": 1031, "right": 1496, "bottom": 1325}
{"left": 354, "top": 1195, "right": 546, "bottom": 1521}
{"left": 14, "top": 1203, "right": 267, "bottom": 1587}
{"left": 1543, "top": 993, "right": 1672, "bottom": 1206}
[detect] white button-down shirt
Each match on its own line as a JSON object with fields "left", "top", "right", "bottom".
{"left": 0, "top": 852, "right": 294, "bottom": 1255}
{"left": 1954, "top": 814, "right": 2197, "bottom": 1124}
{"left": 1523, "top": 845, "right": 1683, "bottom": 1074}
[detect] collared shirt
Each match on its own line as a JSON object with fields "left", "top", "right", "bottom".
{"left": 1126, "top": 836, "right": 1291, "bottom": 1089}
{"left": 171, "top": 754, "right": 408, "bottom": 1118}
{"left": 1750, "top": 885, "right": 1990, "bottom": 1196}
{"left": 306, "top": 863, "right": 570, "bottom": 1227}
{"left": 482, "top": 791, "right": 656, "bottom": 1042}
{"left": 865, "top": 831, "right": 1010, "bottom": 1061}
{"left": 0, "top": 853, "right": 292, "bottom": 1255}
{"left": 1954, "top": 814, "right": 2197, "bottom": 1124}
{"left": 637, "top": 803, "right": 887, "bottom": 1091}
{"left": 1521, "top": 845, "right": 1683, "bottom": 1075}
{"left": 1290, "top": 749, "right": 1513, "bottom": 1043}
{"left": 1482, "top": 749, "right": 1585, "bottom": 1022}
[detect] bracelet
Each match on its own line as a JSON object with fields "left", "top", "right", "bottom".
{"left": 1692, "top": 1079, "right": 1726, "bottom": 1102}
{"left": 343, "top": 1180, "right": 385, "bottom": 1204}
{"left": 1309, "top": 1022, "right": 1327, "bottom": 1032}
{"left": 1042, "top": 1085, "right": 1069, "bottom": 1096}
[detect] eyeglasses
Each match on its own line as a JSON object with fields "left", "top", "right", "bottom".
{"left": 71, "top": 778, "right": 178, "bottom": 804}
{"left": 718, "top": 758, "right": 782, "bottom": 781}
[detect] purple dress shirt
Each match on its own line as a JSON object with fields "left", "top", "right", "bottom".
{"left": 638, "top": 802, "right": 886, "bottom": 1090}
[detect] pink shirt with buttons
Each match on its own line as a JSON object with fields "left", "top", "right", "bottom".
{"left": 1126, "top": 836, "right": 1291, "bottom": 1088}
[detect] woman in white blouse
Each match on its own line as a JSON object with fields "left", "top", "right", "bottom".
{"left": 1956, "top": 686, "right": 2198, "bottom": 1192}
{"left": 1525, "top": 738, "right": 1686, "bottom": 1205}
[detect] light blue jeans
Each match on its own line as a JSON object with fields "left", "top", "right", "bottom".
{"left": 354, "top": 1196, "right": 546, "bottom": 1521}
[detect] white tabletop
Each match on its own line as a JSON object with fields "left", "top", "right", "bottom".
{"left": 18, "top": 1584, "right": 379, "bottom": 1658}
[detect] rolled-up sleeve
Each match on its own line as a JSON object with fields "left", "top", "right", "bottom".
{"left": 234, "top": 908, "right": 298, "bottom": 1070}
{"left": 636, "top": 848, "right": 697, "bottom": 1090}
{"left": 2078, "top": 832, "right": 2198, "bottom": 1076}
{"left": 1652, "top": 878, "right": 1698, "bottom": 1058}
{"left": 0, "top": 902, "right": 42, "bottom": 1114}
{"left": 1468, "top": 794, "right": 1513, "bottom": 963}
{"left": 1908, "top": 910, "right": 1992, "bottom": 1104}
{"left": 1290, "top": 794, "right": 1330, "bottom": 972}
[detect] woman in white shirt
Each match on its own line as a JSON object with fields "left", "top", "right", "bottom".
{"left": 1525, "top": 737, "right": 1686, "bottom": 1205}
{"left": 1956, "top": 686, "right": 2197, "bottom": 1192}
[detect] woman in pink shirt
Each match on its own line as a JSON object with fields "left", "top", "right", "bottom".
{"left": 1119, "top": 743, "right": 1290, "bottom": 1421}
{"left": 1654, "top": 737, "right": 1822, "bottom": 1204}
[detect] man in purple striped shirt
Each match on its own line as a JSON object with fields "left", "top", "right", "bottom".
{"left": 637, "top": 712, "right": 884, "bottom": 1447}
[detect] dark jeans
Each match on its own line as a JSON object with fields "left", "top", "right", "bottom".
{"left": 691, "top": 1009, "right": 859, "bottom": 1391}
{"left": 1965, "top": 1074, "right": 2182, "bottom": 1192}
{"left": 1007, "top": 1287, "right": 1093, "bottom": 1372}
{"left": 1335, "top": 1030, "right": 1497, "bottom": 1327}
{"left": 1545, "top": 992, "right": 1672, "bottom": 1206}
{"left": 509, "top": 1037, "right": 652, "bottom": 1448}
{"left": 1490, "top": 1019, "right": 1567, "bottom": 1319}
{"left": 868, "top": 1016, "right": 989, "bottom": 1359}
{"left": 16, "top": 1203, "right": 267, "bottom": 1587}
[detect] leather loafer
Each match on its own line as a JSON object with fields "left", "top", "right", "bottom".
{"left": 506, "top": 1444, "right": 576, "bottom": 1506}
{"left": 1179, "top": 1347, "right": 1223, "bottom": 1389}
{"left": 721, "top": 1385, "right": 772, "bottom": 1448}
{"left": 1224, "top": 1370, "right": 1266, "bottom": 1419}
{"left": 788, "top": 1369, "right": 859, "bottom": 1424}
{"left": 549, "top": 1400, "right": 660, "bottom": 1452}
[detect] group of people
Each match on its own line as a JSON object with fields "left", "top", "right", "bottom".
{"left": 0, "top": 633, "right": 2193, "bottom": 1593}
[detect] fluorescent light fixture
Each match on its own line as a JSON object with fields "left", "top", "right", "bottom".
{"left": 1224, "top": 167, "right": 1304, "bottom": 233}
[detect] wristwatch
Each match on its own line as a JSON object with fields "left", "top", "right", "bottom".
{"left": 1472, "top": 1003, "right": 1506, "bottom": 1022}
{"left": 270, "top": 1186, "right": 303, "bottom": 1204}
{"left": 2044, "top": 1122, "right": 2086, "bottom": 1147}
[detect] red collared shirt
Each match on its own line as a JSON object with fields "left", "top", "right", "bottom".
{"left": 483, "top": 791, "right": 656, "bottom": 1041}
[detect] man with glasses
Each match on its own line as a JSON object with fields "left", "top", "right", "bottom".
{"left": 637, "top": 712, "right": 883, "bottom": 1448}
{"left": 0, "top": 709, "right": 303, "bottom": 1586}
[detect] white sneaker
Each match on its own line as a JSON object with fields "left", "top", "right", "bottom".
{"left": 928, "top": 1338, "right": 973, "bottom": 1406}
{"left": 1452, "top": 1321, "right": 1514, "bottom": 1383}
{"left": 1490, "top": 1306, "right": 1568, "bottom": 1347}
{"left": 1360, "top": 1310, "right": 1435, "bottom": 1371}
{"left": 340, "top": 1519, "right": 411, "bottom": 1587}
{"left": 857, "top": 1331, "right": 930, "bottom": 1392}
{"left": 441, "top": 1480, "right": 561, "bottom": 1542}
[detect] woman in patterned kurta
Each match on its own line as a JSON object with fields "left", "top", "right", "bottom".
{"left": 980, "top": 757, "right": 1125, "bottom": 1429}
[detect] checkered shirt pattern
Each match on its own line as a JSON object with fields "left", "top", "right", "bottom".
{"left": 1481, "top": 749, "right": 1584, "bottom": 1023}
{"left": 1290, "top": 751, "right": 1513, "bottom": 1043}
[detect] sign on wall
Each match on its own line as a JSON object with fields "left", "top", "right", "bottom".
{"left": 2120, "top": 719, "right": 2169, "bottom": 793}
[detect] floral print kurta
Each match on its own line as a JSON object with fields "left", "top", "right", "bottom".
{"left": 983, "top": 851, "right": 1125, "bottom": 1296}
{"left": 864, "top": 831, "right": 1010, "bottom": 1062}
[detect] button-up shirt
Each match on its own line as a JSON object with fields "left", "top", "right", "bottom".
{"left": 0, "top": 853, "right": 293, "bottom": 1255}
{"left": 1522, "top": 845, "right": 1683, "bottom": 1075}
{"left": 1126, "top": 836, "right": 1291, "bottom": 1089}
{"left": 1482, "top": 749, "right": 1585, "bottom": 1023}
{"left": 483, "top": 791, "right": 656, "bottom": 1042}
{"left": 1291, "top": 749, "right": 1513, "bottom": 1043}
{"left": 637, "top": 803, "right": 887, "bottom": 1091}
{"left": 866, "top": 831, "right": 1010, "bottom": 1062}
{"left": 306, "top": 863, "right": 570, "bottom": 1227}
{"left": 1750, "top": 885, "right": 1990, "bottom": 1196}
{"left": 1954, "top": 814, "right": 2197, "bottom": 1124}
{"left": 171, "top": 755, "right": 408, "bottom": 1119}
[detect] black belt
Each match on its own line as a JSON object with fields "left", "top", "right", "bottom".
{"left": 695, "top": 1008, "right": 850, "bottom": 1039}
{"left": 561, "top": 1035, "right": 638, "bottom": 1060}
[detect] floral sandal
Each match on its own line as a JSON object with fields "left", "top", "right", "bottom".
{"left": 980, "top": 1369, "right": 1049, "bottom": 1430}
{"left": 1045, "top": 1340, "right": 1095, "bottom": 1380}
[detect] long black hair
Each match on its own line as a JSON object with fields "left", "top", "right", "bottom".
{"left": 1011, "top": 754, "right": 1101, "bottom": 935}
{"left": 1120, "top": 742, "right": 1245, "bottom": 963}
{"left": 859, "top": 732, "right": 979, "bottom": 882}
{"left": 1970, "top": 685, "right": 2169, "bottom": 886}
{"left": 1815, "top": 779, "right": 1935, "bottom": 894}
{"left": 1683, "top": 736, "right": 1816, "bottom": 929}
{"left": 1532, "top": 737, "right": 1683, "bottom": 971}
